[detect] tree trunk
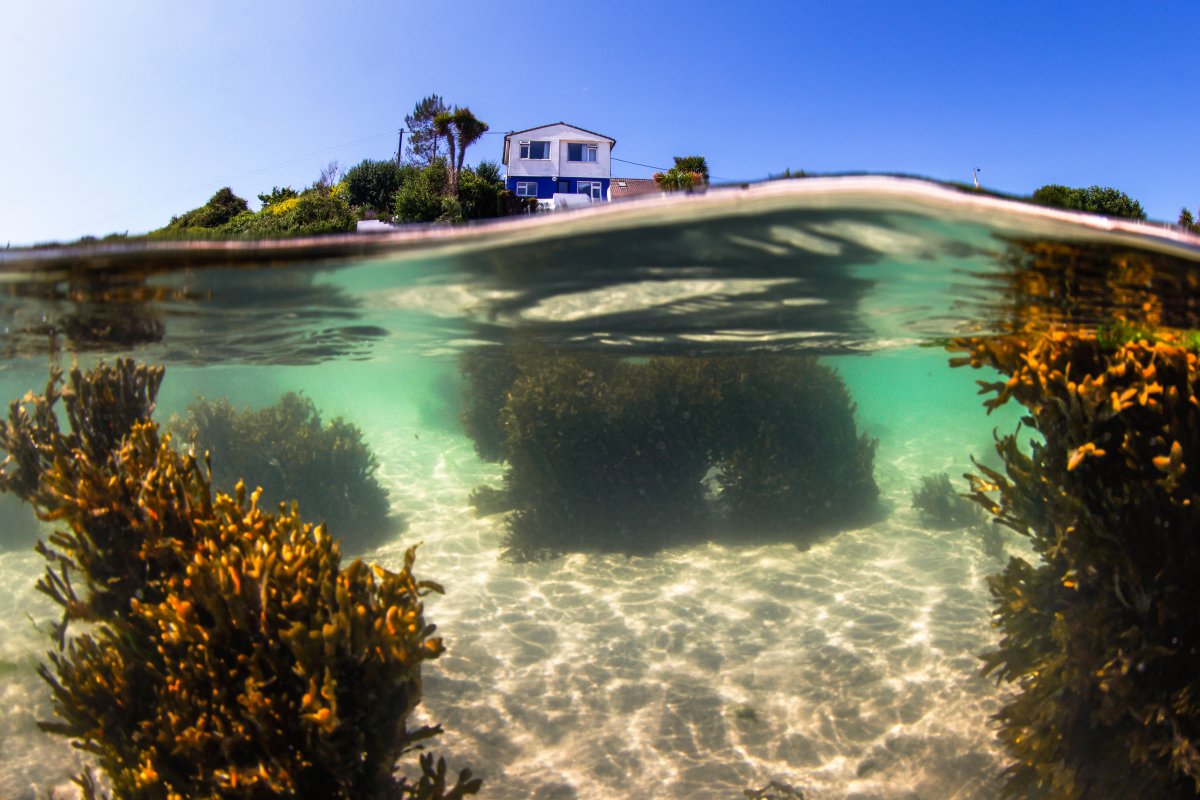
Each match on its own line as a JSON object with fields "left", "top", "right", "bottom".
{"left": 445, "top": 132, "right": 458, "bottom": 195}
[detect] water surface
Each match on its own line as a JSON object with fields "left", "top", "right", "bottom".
{"left": 1, "top": 177, "right": 1198, "bottom": 799}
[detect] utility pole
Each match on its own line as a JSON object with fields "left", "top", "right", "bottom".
{"left": 396, "top": 129, "right": 405, "bottom": 166}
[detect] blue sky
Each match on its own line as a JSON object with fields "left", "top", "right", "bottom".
{"left": 2, "top": 1, "right": 1197, "bottom": 245}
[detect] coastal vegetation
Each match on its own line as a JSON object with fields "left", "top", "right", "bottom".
{"left": 143, "top": 94, "right": 507, "bottom": 234}
{"left": 403, "top": 94, "right": 451, "bottom": 167}
{"left": 1030, "top": 183, "right": 1147, "bottom": 220}
{"left": 0, "top": 360, "right": 478, "bottom": 799}
{"left": 40, "top": 83, "right": 1198, "bottom": 245}
{"left": 434, "top": 106, "right": 490, "bottom": 194}
{"left": 950, "top": 238, "right": 1200, "bottom": 798}
{"left": 170, "top": 393, "right": 394, "bottom": 552}
{"left": 151, "top": 174, "right": 357, "bottom": 239}
{"left": 1179, "top": 207, "right": 1199, "bottom": 233}
{"left": 343, "top": 159, "right": 406, "bottom": 216}
{"left": 653, "top": 155, "right": 710, "bottom": 192}
{"left": 144, "top": 165, "right": 495, "bottom": 236}
{"left": 461, "top": 347, "right": 878, "bottom": 559}
{"left": 160, "top": 186, "right": 249, "bottom": 229}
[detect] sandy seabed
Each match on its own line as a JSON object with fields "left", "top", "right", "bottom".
{"left": 0, "top": 418, "right": 1013, "bottom": 800}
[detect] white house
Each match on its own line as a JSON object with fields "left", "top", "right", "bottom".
{"left": 502, "top": 122, "right": 615, "bottom": 203}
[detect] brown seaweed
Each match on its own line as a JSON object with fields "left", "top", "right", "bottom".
{"left": 462, "top": 348, "right": 879, "bottom": 559}
{"left": 951, "top": 329, "right": 1200, "bottom": 799}
{"left": 171, "top": 392, "right": 394, "bottom": 552}
{"left": 911, "top": 472, "right": 985, "bottom": 530}
{"left": 0, "top": 359, "right": 478, "bottom": 799}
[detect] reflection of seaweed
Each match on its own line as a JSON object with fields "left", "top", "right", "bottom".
{"left": 0, "top": 261, "right": 387, "bottom": 365}
{"left": 463, "top": 349, "right": 878, "bottom": 558}
{"left": 171, "top": 393, "right": 394, "bottom": 552}
{"left": 951, "top": 329, "right": 1200, "bottom": 799}
{"left": 0, "top": 270, "right": 174, "bottom": 359}
{"left": 973, "top": 238, "right": 1200, "bottom": 336}
{"left": 0, "top": 360, "right": 478, "bottom": 799}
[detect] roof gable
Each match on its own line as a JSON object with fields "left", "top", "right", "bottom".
{"left": 504, "top": 122, "right": 615, "bottom": 145}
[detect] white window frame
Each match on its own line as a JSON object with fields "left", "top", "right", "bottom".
{"left": 577, "top": 181, "right": 602, "bottom": 199}
{"left": 514, "top": 181, "right": 539, "bottom": 197}
{"left": 566, "top": 142, "right": 598, "bottom": 163}
{"left": 519, "top": 140, "right": 551, "bottom": 160}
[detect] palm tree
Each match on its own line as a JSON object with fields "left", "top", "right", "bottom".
{"left": 671, "top": 155, "right": 709, "bottom": 182}
{"left": 451, "top": 108, "right": 489, "bottom": 179}
{"left": 432, "top": 107, "right": 489, "bottom": 194}
{"left": 433, "top": 111, "right": 457, "bottom": 191}
{"left": 653, "top": 155, "right": 709, "bottom": 193}
{"left": 653, "top": 168, "right": 702, "bottom": 192}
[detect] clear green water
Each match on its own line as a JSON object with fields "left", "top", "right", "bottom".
{"left": 1, "top": 178, "right": 1198, "bottom": 798}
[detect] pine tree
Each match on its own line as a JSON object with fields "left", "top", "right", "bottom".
{"left": 404, "top": 95, "right": 449, "bottom": 167}
{"left": 1179, "top": 207, "right": 1197, "bottom": 231}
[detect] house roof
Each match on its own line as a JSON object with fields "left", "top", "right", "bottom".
{"left": 610, "top": 177, "right": 661, "bottom": 200}
{"left": 505, "top": 122, "right": 616, "bottom": 144}
{"left": 502, "top": 122, "right": 617, "bottom": 165}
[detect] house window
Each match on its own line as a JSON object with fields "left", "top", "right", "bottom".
{"left": 566, "top": 143, "right": 598, "bottom": 162}
{"left": 519, "top": 141, "right": 550, "bottom": 159}
{"left": 515, "top": 181, "right": 539, "bottom": 197}
{"left": 577, "top": 181, "right": 602, "bottom": 199}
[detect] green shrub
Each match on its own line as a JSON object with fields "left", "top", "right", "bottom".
{"left": 257, "top": 186, "right": 299, "bottom": 210}
{"left": 437, "top": 196, "right": 464, "bottom": 224}
{"left": 344, "top": 159, "right": 408, "bottom": 214}
{"left": 287, "top": 188, "right": 357, "bottom": 233}
{"left": 0, "top": 360, "right": 478, "bottom": 800}
{"left": 219, "top": 187, "right": 356, "bottom": 237}
{"left": 152, "top": 186, "right": 356, "bottom": 239}
{"left": 171, "top": 393, "right": 392, "bottom": 551}
{"left": 497, "top": 190, "right": 539, "bottom": 216}
{"left": 394, "top": 160, "right": 450, "bottom": 223}
{"left": 473, "top": 160, "right": 503, "bottom": 186}
{"left": 1031, "top": 184, "right": 1146, "bottom": 220}
{"left": 457, "top": 166, "right": 502, "bottom": 220}
{"left": 158, "top": 187, "right": 250, "bottom": 232}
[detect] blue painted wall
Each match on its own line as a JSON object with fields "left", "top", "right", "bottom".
{"left": 506, "top": 176, "right": 610, "bottom": 200}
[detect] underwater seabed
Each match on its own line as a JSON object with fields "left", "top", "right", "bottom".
{"left": 0, "top": 346, "right": 1027, "bottom": 800}
{"left": 14, "top": 177, "right": 1197, "bottom": 798}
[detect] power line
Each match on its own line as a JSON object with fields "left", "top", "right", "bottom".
{"left": 70, "top": 130, "right": 399, "bottom": 234}
{"left": 613, "top": 156, "right": 670, "bottom": 171}
{"left": 612, "top": 156, "right": 732, "bottom": 183}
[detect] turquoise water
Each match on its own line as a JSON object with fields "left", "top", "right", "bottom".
{"left": 1, "top": 177, "right": 1198, "bottom": 799}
